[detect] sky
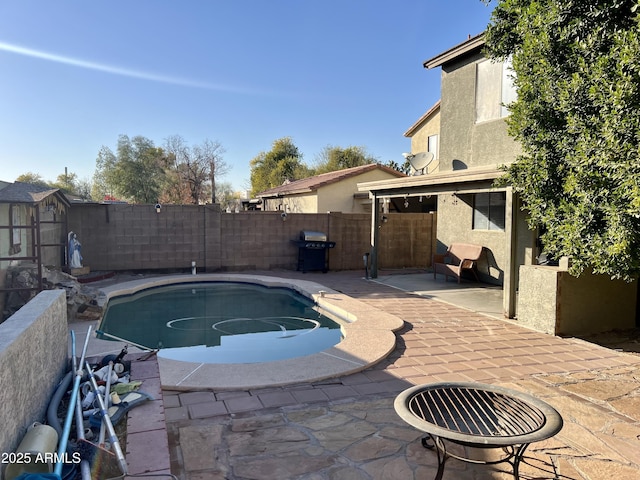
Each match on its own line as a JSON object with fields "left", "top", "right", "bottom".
{"left": 0, "top": 1, "right": 494, "bottom": 194}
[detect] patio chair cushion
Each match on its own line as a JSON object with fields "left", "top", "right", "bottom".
{"left": 432, "top": 243, "right": 483, "bottom": 283}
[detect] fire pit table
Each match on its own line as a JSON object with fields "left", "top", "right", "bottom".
{"left": 394, "top": 382, "right": 563, "bottom": 480}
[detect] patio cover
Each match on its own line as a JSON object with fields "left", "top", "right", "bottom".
{"left": 356, "top": 164, "right": 516, "bottom": 319}
{"left": 356, "top": 164, "right": 506, "bottom": 199}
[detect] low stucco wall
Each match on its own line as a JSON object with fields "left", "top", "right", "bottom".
{"left": 517, "top": 265, "right": 637, "bottom": 335}
{"left": 0, "top": 289, "right": 68, "bottom": 460}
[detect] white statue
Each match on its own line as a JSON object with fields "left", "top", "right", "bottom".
{"left": 68, "top": 232, "right": 83, "bottom": 268}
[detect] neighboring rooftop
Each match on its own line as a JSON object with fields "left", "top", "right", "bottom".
{"left": 256, "top": 164, "right": 406, "bottom": 198}
{"left": 0, "top": 181, "right": 65, "bottom": 204}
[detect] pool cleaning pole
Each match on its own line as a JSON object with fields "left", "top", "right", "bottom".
{"left": 95, "top": 329, "right": 157, "bottom": 352}
{"left": 85, "top": 361, "right": 128, "bottom": 475}
{"left": 54, "top": 326, "right": 92, "bottom": 478}
{"left": 98, "top": 361, "right": 113, "bottom": 446}
{"left": 74, "top": 396, "right": 92, "bottom": 480}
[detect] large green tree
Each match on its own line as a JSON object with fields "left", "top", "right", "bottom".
{"left": 313, "top": 145, "right": 378, "bottom": 174}
{"left": 16, "top": 171, "right": 92, "bottom": 199}
{"left": 92, "top": 146, "right": 118, "bottom": 201}
{"left": 484, "top": 0, "right": 640, "bottom": 280}
{"left": 51, "top": 172, "right": 78, "bottom": 194}
{"left": 249, "top": 137, "right": 311, "bottom": 195}
{"left": 15, "top": 172, "right": 49, "bottom": 187}
{"left": 94, "top": 135, "right": 167, "bottom": 204}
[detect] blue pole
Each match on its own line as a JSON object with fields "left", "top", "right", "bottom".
{"left": 54, "top": 326, "right": 91, "bottom": 477}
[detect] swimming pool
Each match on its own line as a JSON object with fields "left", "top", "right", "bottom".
{"left": 98, "top": 281, "right": 343, "bottom": 363}
{"left": 97, "top": 273, "right": 404, "bottom": 390}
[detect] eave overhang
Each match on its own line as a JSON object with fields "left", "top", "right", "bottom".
{"left": 423, "top": 33, "right": 485, "bottom": 70}
{"left": 357, "top": 165, "right": 506, "bottom": 198}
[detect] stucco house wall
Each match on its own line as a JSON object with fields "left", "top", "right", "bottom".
{"left": 258, "top": 164, "right": 406, "bottom": 214}
{"left": 316, "top": 168, "right": 399, "bottom": 213}
{"left": 405, "top": 102, "right": 441, "bottom": 174}
{"left": 439, "top": 53, "right": 521, "bottom": 172}
{"left": 431, "top": 41, "right": 525, "bottom": 289}
{"left": 264, "top": 194, "right": 317, "bottom": 213}
{"left": 409, "top": 112, "right": 440, "bottom": 155}
{"left": 0, "top": 289, "right": 68, "bottom": 461}
{"left": 436, "top": 193, "right": 507, "bottom": 284}
{"left": 518, "top": 264, "right": 637, "bottom": 335}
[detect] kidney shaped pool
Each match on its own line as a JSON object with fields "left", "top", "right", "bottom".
{"left": 98, "top": 281, "right": 343, "bottom": 364}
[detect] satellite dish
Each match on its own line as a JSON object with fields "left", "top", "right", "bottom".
{"left": 408, "top": 152, "right": 434, "bottom": 174}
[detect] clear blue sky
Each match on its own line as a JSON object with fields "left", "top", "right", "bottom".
{"left": 0, "top": 1, "right": 494, "bottom": 194}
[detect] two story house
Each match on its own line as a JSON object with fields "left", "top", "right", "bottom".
{"left": 360, "top": 32, "right": 638, "bottom": 334}
{"left": 359, "top": 33, "right": 529, "bottom": 318}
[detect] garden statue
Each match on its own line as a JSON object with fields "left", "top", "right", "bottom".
{"left": 68, "top": 231, "right": 83, "bottom": 269}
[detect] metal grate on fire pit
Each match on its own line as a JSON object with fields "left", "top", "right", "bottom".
{"left": 408, "top": 386, "right": 545, "bottom": 438}
{"left": 395, "top": 382, "right": 563, "bottom": 448}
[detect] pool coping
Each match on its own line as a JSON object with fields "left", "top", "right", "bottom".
{"left": 99, "top": 273, "right": 405, "bottom": 391}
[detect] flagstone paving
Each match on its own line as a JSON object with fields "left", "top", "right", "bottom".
{"left": 130, "top": 270, "right": 640, "bottom": 479}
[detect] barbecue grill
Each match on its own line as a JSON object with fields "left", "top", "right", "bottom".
{"left": 292, "top": 230, "right": 336, "bottom": 273}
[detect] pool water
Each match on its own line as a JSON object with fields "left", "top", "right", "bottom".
{"left": 98, "top": 282, "right": 343, "bottom": 363}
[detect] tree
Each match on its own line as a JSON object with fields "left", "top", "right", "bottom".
{"left": 386, "top": 158, "right": 411, "bottom": 175}
{"left": 484, "top": 0, "right": 640, "bottom": 280}
{"left": 163, "top": 135, "right": 228, "bottom": 205}
{"left": 51, "top": 171, "right": 79, "bottom": 194}
{"left": 313, "top": 146, "right": 378, "bottom": 174}
{"left": 15, "top": 172, "right": 49, "bottom": 187}
{"left": 196, "top": 138, "right": 228, "bottom": 204}
{"left": 15, "top": 171, "right": 91, "bottom": 199}
{"left": 161, "top": 135, "right": 192, "bottom": 204}
{"left": 74, "top": 178, "right": 93, "bottom": 201}
{"left": 92, "top": 145, "right": 119, "bottom": 201}
{"left": 249, "top": 137, "right": 310, "bottom": 195}
{"left": 215, "top": 181, "right": 241, "bottom": 211}
{"left": 115, "top": 135, "right": 167, "bottom": 204}
{"left": 93, "top": 135, "right": 167, "bottom": 204}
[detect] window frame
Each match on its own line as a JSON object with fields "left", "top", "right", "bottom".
{"left": 472, "top": 192, "right": 506, "bottom": 231}
{"left": 427, "top": 134, "right": 439, "bottom": 159}
{"left": 475, "top": 58, "right": 516, "bottom": 123}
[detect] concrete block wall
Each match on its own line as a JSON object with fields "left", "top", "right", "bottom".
{"left": 69, "top": 204, "right": 216, "bottom": 271}
{"left": 69, "top": 204, "right": 436, "bottom": 272}
{"left": 0, "top": 289, "right": 68, "bottom": 460}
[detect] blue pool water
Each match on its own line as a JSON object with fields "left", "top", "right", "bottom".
{"left": 98, "top": 282, "right": 343, "bottom": 363}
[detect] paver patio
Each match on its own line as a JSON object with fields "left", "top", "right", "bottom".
{"left": 149, "top": 269, "right": 640, "bottom": 480}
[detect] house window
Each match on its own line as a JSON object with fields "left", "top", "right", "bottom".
{"left": 475, "top": 58, "right": 517, "bottom": 123}
{"left": 473, "top": 192, "right": 506, "bottom": 231}
{"left": 427, "top": 134, "right": 438, "bottom": 159}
